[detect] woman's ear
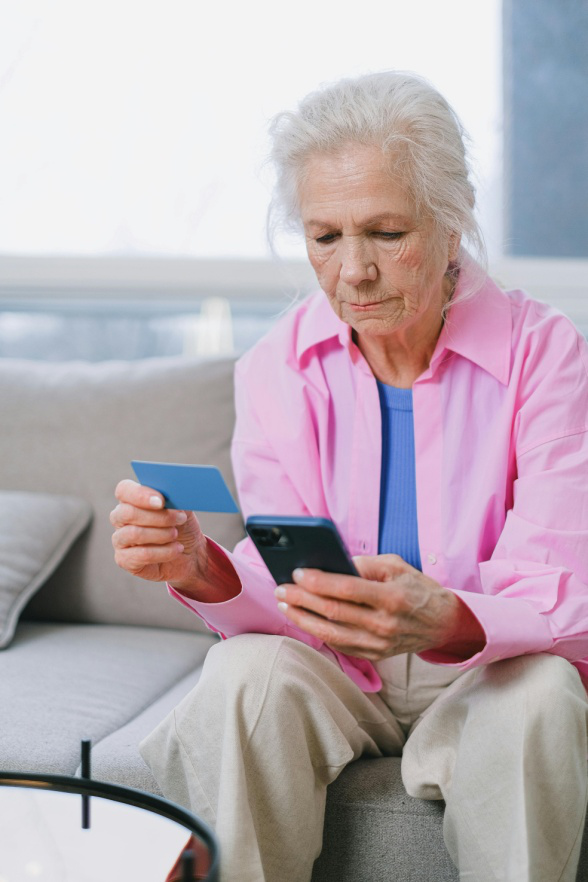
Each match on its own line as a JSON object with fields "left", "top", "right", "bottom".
{"left": 448, "top": 231, "right": 461, "bottom": 262}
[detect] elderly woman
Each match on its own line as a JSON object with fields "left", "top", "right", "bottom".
{"left": 111, "top": 72, "right": 588, "bottom": 882}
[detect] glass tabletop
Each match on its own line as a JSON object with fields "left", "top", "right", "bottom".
{"left": 0, "top": 773, "right": 219, "bottom": 882}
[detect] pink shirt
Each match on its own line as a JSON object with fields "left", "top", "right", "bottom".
{"left": 171, "top": 269, "right": 588, "bottom": 692}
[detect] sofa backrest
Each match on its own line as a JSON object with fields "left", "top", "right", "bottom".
{"left": 0, "top": 355, "right": 245, "bottom": 631}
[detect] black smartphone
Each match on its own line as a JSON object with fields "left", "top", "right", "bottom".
{"left": 245, "top": 515, "right": 359, "bottom": 585}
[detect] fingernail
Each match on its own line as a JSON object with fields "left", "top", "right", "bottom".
{"left": 274, "top": 586, "right": 287, "bottom": 599}
{"left": 150, "top": 496, "right": 164, "bottom": 509}
{"left": 174, "top": 511, "right": 188, "bottom": 524}
{"left": 292, "top": 568, "right": 304, "bottom": 582}
{"left": 277, "top": 602, "right": 288, "bottom": 613}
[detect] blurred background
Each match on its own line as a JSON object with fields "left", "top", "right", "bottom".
{"left": 0, "top": 0, "right": 586, "bottom": 359}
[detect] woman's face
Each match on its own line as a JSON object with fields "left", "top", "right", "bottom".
{"left": 299, "top": 142, "right": 458, "bottom": 340}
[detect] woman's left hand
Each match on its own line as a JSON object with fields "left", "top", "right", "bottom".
{"left": 274, "top": 554, "right": 486, "bottom": 661}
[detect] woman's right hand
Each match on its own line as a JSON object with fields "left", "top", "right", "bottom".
{"left": 110, "top": 479, "right": 208, "bottom": 590}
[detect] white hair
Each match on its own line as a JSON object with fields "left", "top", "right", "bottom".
{"left": 267, "top": 71, "right": 487, "bottom": 302}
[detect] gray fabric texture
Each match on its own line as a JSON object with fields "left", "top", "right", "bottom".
{"left": 313, "top": 757, "right": 588, "bottom": 882}
{"left": 0, "top": 492, "right": 91, "bottom": 649}
{"left": 85, "top": 667, "right": 209, "bottom": 793}
{"left": 0, "top": 622, "right": 216, "bottom": 774}
{"left": 312, "top": 758, "right": 458, "bottom": 882}
{"left": 0, "top": 356, "right": 244, "bottom": 630}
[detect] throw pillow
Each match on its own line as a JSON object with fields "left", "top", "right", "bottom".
{"left": 0, "top": 491, "right": 92, "bottom": 648}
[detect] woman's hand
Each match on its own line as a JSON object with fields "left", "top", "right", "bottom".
{"left": 274, "top": 554, "right": 486, "bottom": 661}
{"left": 111, "top": 479, "right": 241, "bottom": 602}
{"left": 110, "top": 479, "right": 209, "bottom": 590}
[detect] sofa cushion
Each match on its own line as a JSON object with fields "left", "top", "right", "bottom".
{"left": 0, "top": 356, "right": 244, "bottom": 630}
{"left": 0, "top": 622, "right": 217, "bottom": 774}
{"left": 86, "top": 668, "right": 206, "bottom": 793}
{"left": 312, "top": 757, "right": 458, "bottom": 882}
{"left": 0, "top": 492, "right": 91, "bottom": 648}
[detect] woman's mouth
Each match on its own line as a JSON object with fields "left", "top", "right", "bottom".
{"left": 348, "top": 301, "right": 384, "bottom": 311}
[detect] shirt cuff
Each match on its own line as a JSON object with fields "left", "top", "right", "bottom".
{"left": 419, "top": 589, "right": 554, "bottom": 669}
{"left": 168, "top": 538, "right": 289, "bottom": 638}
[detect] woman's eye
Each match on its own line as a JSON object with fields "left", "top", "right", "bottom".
{"left": 374, "top": 231, "right": 403, "bottom": 240}
{"left": 313, "top": 231, "right": 403, "bottom": 244}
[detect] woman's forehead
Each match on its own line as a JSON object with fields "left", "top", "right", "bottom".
{"left": 298, "top": 145, "right": 416, "bottom": 226}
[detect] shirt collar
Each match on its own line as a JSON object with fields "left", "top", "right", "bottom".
{"left": 295, "top": 290, "right": 351, "bottom": 361}
{"left": 430, "top": 268, "right": 512, "bottom": 385}
{"left": 295, "top": 263, "right": 513, "bottom": 385}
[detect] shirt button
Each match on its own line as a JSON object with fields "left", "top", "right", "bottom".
{"left": 427, "top": 553, "right": 437, "bottom": 565}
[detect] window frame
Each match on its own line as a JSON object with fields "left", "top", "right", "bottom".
{"left": 0, "top": 255, "right": 586, "bottom": 325}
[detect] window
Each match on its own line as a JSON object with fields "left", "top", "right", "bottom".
{"left": 12, "top": 4, "right": 583, "bottom": 359}
{"left": 1, "top": 1, "right": 503, "bottom": 260}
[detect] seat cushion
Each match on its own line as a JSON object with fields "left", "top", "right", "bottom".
{"left": 0, "top": 622, "right": 216, "bottom": 775}
{"left": 312, "top": 757, "right": 458, "bottom": 882}
{"left": 86, "top": 667, "right": 207, "bottom": 793}
{"left": 313, "top": 756, "right": 588, "bottom": 882}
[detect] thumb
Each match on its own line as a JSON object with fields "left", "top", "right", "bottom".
{"left": 352, "top": 553, "right": 413, "bottom": 582}
{"left": 177, "top": 511, "right": 206, "bottom": 552}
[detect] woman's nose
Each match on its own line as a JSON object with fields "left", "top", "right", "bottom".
{"left": 339, "top": 241, "right": 377, "bottom": 286}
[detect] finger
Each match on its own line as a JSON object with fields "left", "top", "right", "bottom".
{"left": 112, "top": 524, "right": 181, "bottom": 550}
{"left": 114, "top": 541, "right": 185, "bottom": 572}
{"left": 291, "top": 568, "right": 382, "bottom": 607}
{"left": 290, "top": 568, "right": 419, "bottom": 618}
{"left": 276, "top": 584, "right": 400, "bottom": 639}
{"left": 110, "top": 502, "right": 187, "bottom": 529}
{"left": 114, "top": 478, "right": 165, "bottom": 511}
{"left": 352, "top": 553, "right": 416, "bottom": 581}
{"left": 276, "top": 582, "right": 367, "bottom": 621}
{"left": 277, "top": 602, "right": 389, "bottom": 660}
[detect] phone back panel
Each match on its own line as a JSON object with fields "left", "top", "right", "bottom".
{"left": 245, "top": 516, "right": 358, "bottom": 585}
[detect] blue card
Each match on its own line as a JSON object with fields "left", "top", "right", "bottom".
{"left": 131, "top": 461, "right": 240, "bottom": 513}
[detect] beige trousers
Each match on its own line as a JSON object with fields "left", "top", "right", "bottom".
{"left": 140, "top": 635, "right": 588, "bottom": 882}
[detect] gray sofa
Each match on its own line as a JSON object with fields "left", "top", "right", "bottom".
{"left": 1, "top": 354, "right": 586, "bottom": 881}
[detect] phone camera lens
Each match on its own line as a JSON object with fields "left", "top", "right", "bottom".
{"left": 250, "top": 527, "right": 275, "bottom": 547}
{"left": 249, "top": 524, "right": 292, "bottom": 548}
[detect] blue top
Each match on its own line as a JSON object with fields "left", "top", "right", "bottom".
{"left": 377, "top": 381, "right": 422, "bottom": 571}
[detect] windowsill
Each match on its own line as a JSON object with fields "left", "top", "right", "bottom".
{"left": 0, "top": 255, "right": 587, "bottom": 360}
